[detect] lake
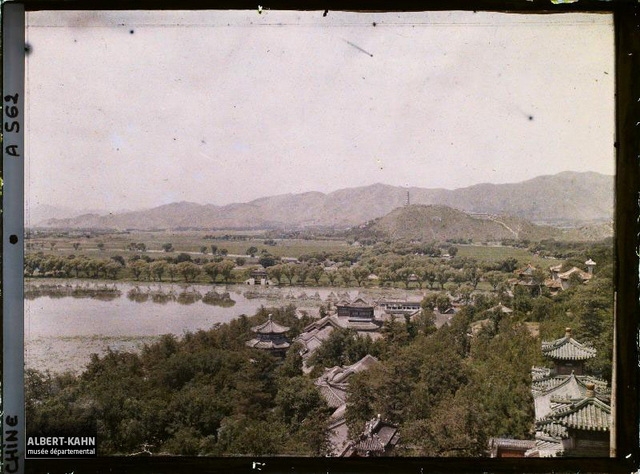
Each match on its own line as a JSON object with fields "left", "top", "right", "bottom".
{"left": 25, "top": 280, "right": 417, "bottom": 373}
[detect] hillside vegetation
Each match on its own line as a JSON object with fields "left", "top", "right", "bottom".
{"left": 358, "top": 205, "right": 609, "bottom": 243}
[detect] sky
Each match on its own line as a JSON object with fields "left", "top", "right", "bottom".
{"left": 25, "top": 10, "right": 614, "bottom": 213}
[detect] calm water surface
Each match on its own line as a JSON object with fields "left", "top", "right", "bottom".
{"left": 25, "top": 280, "right": 384, "bottom": 373}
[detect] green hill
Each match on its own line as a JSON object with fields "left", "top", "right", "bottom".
{"left": 364, "top": 205, "right": 573, "bottom": 242}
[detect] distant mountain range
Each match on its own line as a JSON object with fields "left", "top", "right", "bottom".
{"left": 26, "top": 204, "right": 132, "bottom": 227}
{"left": 34, "top": 171, "right": 613, "bottom": 232}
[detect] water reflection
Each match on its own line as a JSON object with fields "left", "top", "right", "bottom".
{"left": 127, "top": 287, "right": 150, "bottom": 303}
{"left": 151, "top": 291, "right": 176, "bottom": 304}
{"left": 25, "top": 283, "right": 121, "bottom": 301}
{"left": 177, "top": 289, "right": 202, "bottom": 305}
{"left": 202, "top": 291, "right": 236, "bottom": 307}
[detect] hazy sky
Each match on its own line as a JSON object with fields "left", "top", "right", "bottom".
{"left": 25, "top": 10, "right": 614, "bottom": 212}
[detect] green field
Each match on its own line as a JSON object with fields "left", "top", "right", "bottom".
{"left": 27, "top": 231, "right": 560, "bottom": 270}
{"left": 455, "top": 244, "right": 558, "bottom": 268}
{"left": 26, "top": 230, "right": 350, "bottom": 260}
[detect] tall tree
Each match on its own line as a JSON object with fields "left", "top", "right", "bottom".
{"left": 203, "top": 262, "right": 220, "bottom": 283}
{"left": 176, "top": 262, "right": 201, "bottom": 283}
{"left": 338, "top": 267, "right": 353, "bottom": 287}
{"left": 150, "top": 261, "right": 168, "bottom": 282}
{"left": 309, "top": 265, "right": 324, "bottom": 285}
{"left": 218, "top": 260, "right": 236, "bottom": 283}
{"left": 282, "top": 264, "right": 297, "bottom": 285}
{"left": 267, "top": 265, "right": 283, "bottom": 285}
{"left": 296, "top": 264, "right": 310, "bottom": 286}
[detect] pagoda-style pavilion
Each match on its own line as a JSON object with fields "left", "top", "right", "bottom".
{"left": 541, "top": 327, "right": 596, "bottom": 375}
{"left": 528, "top": 330, "right": 609, "bottom": 457}
{"left": 531, "top": 371, "right": 610, "bottom": 421}
{"left": 245, "top": 314, "right": 290, "bottom": 357}
{"left": 490, "top": 327, "right": 610, "bottom": 458}
{"left": 536, "top": 383, "right": 611, "bottom": 457}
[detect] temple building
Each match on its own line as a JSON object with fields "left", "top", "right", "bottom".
{"left": 376, "top": 297, "right": 422, "bottom": 317}
{"left": 343, "top": 415, "right": 400, "bottom": 457}
{"left": 488, "top": 438, "right": 536, "bottom": 458}
{"left": 295, "top": 308, "right": 384, "bottom": 367}
{"left": 336, "top": 297, "right": 375, "bottom": 319}
{"left": 245, "top": 314, "right": 290, "bottom": 357}
{"left": 490, "top": 328, "right": 611, "bottom": 458}
{"left": 295, "top": 316, "right": 343, "bottom": 364}
{"left": 541, "top": 327, "right": 597, "bottom": 376}
{"left": 316, "top": 354, "right": 379, "bottom": 411}
{"left": 546, "top": 260, "right": 595, "bottom": 293}
{"left": 535, "top": 383, "right": 611, "bottom": 457}
{"left": 530, "top": 329, "right": 610, "bottom": 457}
{"left": 531, "top": 370, "right": 610, "bottom": 422}
{"left": 245, "top": 268, "right": 272, "bottom": 286}
{"left": 335, "top": 297, "right": 382, "bottom": 337}
{"left": 314, "top": 355, "right": 380, "bottom": 456}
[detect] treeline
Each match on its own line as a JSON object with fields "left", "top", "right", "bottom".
{"left": 24, "top": 253, "right": 238, "bottom": 283}
{"left": 24, "top": 239, "right": 612, "bottom": 298}
{"left": 24, "top": 249, "right": 534, "bottom": 290}
{"left": 22, "top": 252, "right": 520, "bottom": 292}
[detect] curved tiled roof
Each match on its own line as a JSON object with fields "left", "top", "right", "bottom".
{"left": 531, "top": 366, "right": 552, "bottom": 382}
{"left": 318, "top": 355, "right": 379, "bottom": 385}
{"left": 296, "top": 318, "right": 338, "bottom": 358}
{"left": 549, "top": 397, "right": 611, "bottom": 432}
{"left": 337, "top": 297, "right": 373, "bottom": 308}
{"left": 532, "top": 372, "right": 610, "bottom": 423}
{"left": 354, "top": 435, "right": 386, "bottom": 453}
{"left": 316, "top": 355, "right": 379, "bottom": 412}
{"left": 302, "top": 315, "right": 342, "bottom": 332}
{"left": 578, "top": 376, "right": 611, "bottom": 397}
{"left": 515, "top": 264, "right": 537, "bottom": 276}
{"left": 488, "top": 303, "right": 513, "bottom": 314}
{"left": 490, "top": 438, "right": 536, "bottom": 450}
{"left": 532, "top": 373, "right": 608, "bottom": 398}
{"left": 318, "top": 384, "right": 347, "bottom": 408}
{"left": 348, "top": 321, "right": 380, "bottom": 331}
{"left": 245, "top": 338, "right": 290, "bottom": 350}
{"left": 541, "top": 331, "right": 596, "bottom": 361}
{"left": 251, "top": 316, "right": 290, "bottom": 334}
{"left": 352, "top": 417, "right": 399, "bottom": 455}
{"left": 532, "top": 373, "right": 580, "bottom": 397}
{"left": 537, "top": 420, "right": 570, "bottom": 439}
{"left": 544, "top": 278, "right": 563, "bottom": 289}
{"left": 557, "top": 267, "right": 592, "bottom": 281}
{"left": 527, "top": 436, "right": 565, "bottom": 457}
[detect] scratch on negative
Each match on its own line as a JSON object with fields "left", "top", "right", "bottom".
{"left": 343, "top": 39, "right": 373, "bottom": 57}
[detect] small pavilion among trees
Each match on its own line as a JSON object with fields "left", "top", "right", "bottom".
{"left": 541, "top": 327, "right": 597, "bottom": 376}
{"left": 246, "top": 314, "right": 291, "bottom": 357}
